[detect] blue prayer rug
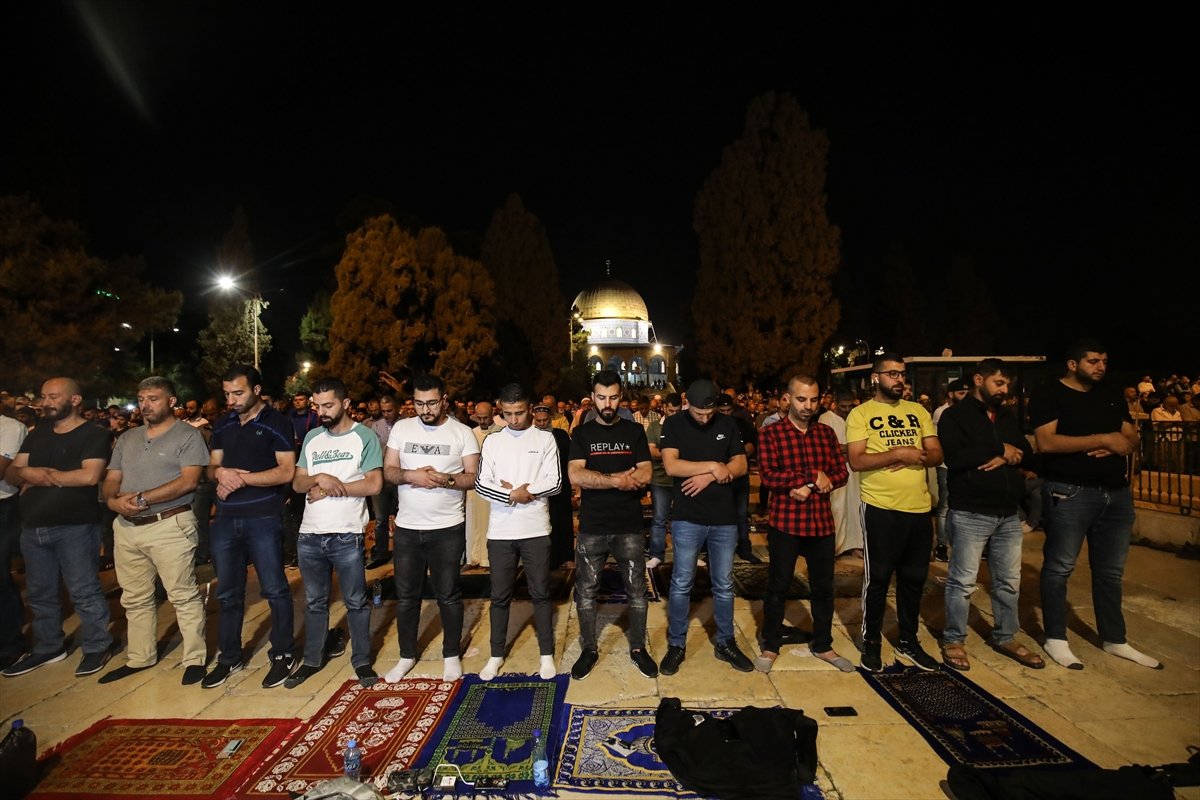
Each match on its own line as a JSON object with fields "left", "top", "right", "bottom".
{"left": 861, "top": 665, "right": 1096, "bottom": 770}
{"left": 418, "top": 674, "right": 569, "bottom": 788}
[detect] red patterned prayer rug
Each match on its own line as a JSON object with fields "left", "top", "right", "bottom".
{"left": 242, "top": 678, "right": 460, "bottom": 797}
{"left": 29, "top": 717, "right": 299, "bottom": 800}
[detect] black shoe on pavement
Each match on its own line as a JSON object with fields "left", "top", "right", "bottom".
{"left": 571, "top": 649, "right": 599, "bottom": 681}
{"left": 324, "top": 628, "right": 347, "bottom": 659}
{"left": 861, "top": 640, "right": 883, "bottom": 673}
{"left": 284, "top": 663, "right": 323, "bottom": 689}
{"left": 76, "top": 644, "right": 117, "bottom": 677}
{"left": 2, "top": 649, "right": 68, "bottom": 678}
{"left": 182, "top": 665, "right": 206, "bottom": 685}
{"left": 779, "top": 625, "right": 812, "bottom": 645}
{"left": 630, "top": 648, "right": 658, "bottom": 678}
{"left": 659, "top": 645, "right": 686, "bottom": 676}
{"left": 355, "top": 664, "right": 379, "bottom": 688}
{"left": 714, "top": 639, "right": 754, "bottom": 672}
{"left": 201, "top": 660, "right": 243, "bottom": 689}
{"left": 97, "top": 663, "right": 153, "bottom": 684}
{"left": 262, "top": 653, "right": 297, "bottom": 688}
{"left": 933, "top": 544, "right": 949, "bottom": 563}
{"left": 896, "top": 640, "right": 939, "bottom": 671}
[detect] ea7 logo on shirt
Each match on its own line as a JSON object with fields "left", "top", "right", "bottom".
{"left": 404, "top": 443, "right": 451, "bottom": 456}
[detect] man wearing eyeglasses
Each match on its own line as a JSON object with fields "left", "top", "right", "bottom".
{"left": 846, "top": 353, "right": 943, "bottom": 673}
{"left": 382, "top": 374, "right": 479, "bottom": 683}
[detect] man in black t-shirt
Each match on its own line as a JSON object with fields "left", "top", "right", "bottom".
{"left": 1029, "top": 339, "right": 1160, "bottom": 671}
{"left": 567, "top": 371, "right": 656, "bottom": 681}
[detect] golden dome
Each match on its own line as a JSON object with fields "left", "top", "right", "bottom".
{"left": 571, "top": 280, "right": 649, "bottom": 322}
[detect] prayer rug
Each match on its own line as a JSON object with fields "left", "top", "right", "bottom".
{"left": 577, "top": 562, "right": 661, "bottom": 604}
{"left": 554, "top": 705, "right": 736, "bottom": 795}
{"left": 29, "top": 717, "right": 299, "bottom": 800}
{"left": 242, "top": 678, "right": 459, "bottom": 797}
{"left": 419, "top": 673, "right": 569, "bottom": 789}
{"left": 861, "top": 665, "right": 1096, "bottom": 770}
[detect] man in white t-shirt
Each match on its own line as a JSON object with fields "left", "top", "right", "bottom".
{"left": 0, "top": 413, "right": 29, "bottom": 667}
{"left": 382, "top": 374, "right": 480, "bottom": 683}
{"left": 284, "top": 378, "right": 383, "bottom": 689}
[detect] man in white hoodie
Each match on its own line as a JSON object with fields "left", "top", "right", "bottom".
{"left": 474, "top": 383, "right": 563, "bottom": 680}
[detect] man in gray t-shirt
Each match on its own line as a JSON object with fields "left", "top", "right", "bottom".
{"left": 98, "top": 377, "right": 211, "bottom": 685}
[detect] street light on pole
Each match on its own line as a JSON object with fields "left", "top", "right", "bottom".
{"left": 217, "top": 276, "right": 267, "bottom": 371}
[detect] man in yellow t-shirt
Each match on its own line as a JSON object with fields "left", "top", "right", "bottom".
{"left": 846, "top": 353, "right": 943, "bottom": 673}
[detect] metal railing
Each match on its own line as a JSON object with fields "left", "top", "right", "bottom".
{"left": 1129, "top": 420, "right": 1198, "bottom": 514}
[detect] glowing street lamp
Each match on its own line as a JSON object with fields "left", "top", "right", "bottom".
{"left": 217, "top": 276, "right": 267, "bottom": 371}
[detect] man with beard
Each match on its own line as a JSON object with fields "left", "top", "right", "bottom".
{"left": 658, "top": 379, "right": 753, "bottom": 675}
{"left": 847, "top": 354, "right": 943, "bottom": 672}
{"left": 566, "top": 371, "right": 656, "bottom": 681}
{"left": 381, "top": 374, "right": 479, "bottom": 683}
{"left": 937, "top": 360, "right": 1043, "bottom": 672}
{"left": 1029, "top": 339, "right": 1160, "bottom": 670}
{"left": 2, "top": 377, "right": 115, "bottom": 678}
{"left": 283, "top": 378, "right": 383, "bottom": 689}
{"left": 202, "top": 365, "right": 297, "bottom": 689}
{"left": 755, "top": 375, "right": 850, "bottom": 673}
{"left": 97, "top": 377, "right": 211, "bottom": 684}
{"left": 932, "top": 378, "right": 972, "bottom": 562}
{"left": 474, "top": 383, "right": 562, "bottom": 681}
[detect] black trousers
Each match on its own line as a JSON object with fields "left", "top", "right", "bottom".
{"left": 762, "top": 527, "right": 834, "bottom": 653}
{"left": 861, "top": 504, "right": 932, "bottom": 644}
{"left": 486, "top": 536, "right": 555, "bottom": 657}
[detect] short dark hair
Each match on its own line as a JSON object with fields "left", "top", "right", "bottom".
{"left": 311, "top": 378, "right": 348, "bottom": 400}
{"left": 664, "top": 392, "right": 682, "bottom": 407}
{"left": 411, "top": 374, "right": 445, "bottom": 395}
{"left": 137, "top": 376, "right": 176, "bottom": 397}
{"left": 973, "top": 358, "right": 1009, "bottom": 379}
{"left": 223, "top": 364, "right": 262, "bottom": 388}
{"left": 592, "top": 370, "right": 622, "bottom": 392}
{"left": 833, "top": 388, "right": 854, "bottom": 403}
{"left": 873, "top": 353, "right": 904, "bottom": 371}
{"left": 1066, "top": 338, "right": 1105, "bottom": 364}
{"left": 497, "top": 382, "right": 529, "bottom": 404}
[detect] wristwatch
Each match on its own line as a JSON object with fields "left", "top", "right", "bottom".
{"left": 135, "top": 492, "right": 149, "bottom": 510}
{"left": 444, "top": 475, "right": 455, "bottom": 489}
{"left": 804, "top": 482, "right": 816, "bottom": 491}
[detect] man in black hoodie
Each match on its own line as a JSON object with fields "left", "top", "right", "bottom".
{"left": 938, "top": 359, "right": 1044, "bottom": 672}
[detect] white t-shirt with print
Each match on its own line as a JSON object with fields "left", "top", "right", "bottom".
{"left": 387, "top": 416, "right": 480, "bottom": 530}
{"left": 297, "top": 423, "right": 382, "bottom": 534}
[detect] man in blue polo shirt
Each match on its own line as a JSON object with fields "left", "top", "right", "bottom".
{"left": 201, "top": 365, "right": 298, "bottom": 689}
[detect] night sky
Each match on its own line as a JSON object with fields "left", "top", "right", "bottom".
{"left": 3, "top": 5, "right": 1192, "bottom": 381}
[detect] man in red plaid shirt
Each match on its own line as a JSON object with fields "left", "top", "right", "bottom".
{"left": 754, "top": 374, "right": 851, "bottom": 673}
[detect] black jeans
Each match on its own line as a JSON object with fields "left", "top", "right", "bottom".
{"left": 486, "top": 536, "right": 555, "bottom": 657}
{"left": 861, "top": 505, "right": 932, "bottom": 644}
{"left": 575, "top": 531, "right": 647, "bottom": 651}
{"left": 762, "top": 527, "right": 834, "bottom": 654}
{"left": 393, "top": 524, "right": 466, "bottom": 658}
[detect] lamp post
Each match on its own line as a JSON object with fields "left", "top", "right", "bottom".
{"left": 217, "top": 276, "right": 267, "bottom": 371}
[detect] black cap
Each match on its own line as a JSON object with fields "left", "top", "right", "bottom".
{"left": 714, "top": 394, "right": 734, "bottom": 408}
{"left": 948, "top": 378, "right": 972, "bottom": 392}
{"left": 686, "top": 380, "right": 719, "bottom": 408}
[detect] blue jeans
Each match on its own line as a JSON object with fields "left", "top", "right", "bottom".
{"left": 393, "top": 524, "right": 465, "bottom": 658}
{"left": 298, "top": 532, "right": 370, "bottom": 668}
{"left": 211, "top": 514, "right": 295, "bottom": 664}
{"left": 21, "top": 524, "right": 113, "bottom": 656}
{"left": 934, "top": 468, "right": 951, "bottom": 547}
{"left": 666, "top": 521, "right": 736, "bottom": 646}
{"left": 648, "top": 484, "right": 671, "bottom": 561}
{"left": 943, "top": 511, "right": 1023, "bottom": 645}
{"left": 1039, "top": 482, "right": 1135, "bottom": 643}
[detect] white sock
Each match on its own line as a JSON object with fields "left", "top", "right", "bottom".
{"left": 1103, "top": 642, "right": 1163, "bottom": 669}
{"left": 539, "top": 655, "right": 556, "bottom": 680}
{"left": 1043, "top": 638, "right": 1083, "bottom": 670}
{"left": 443, "top": 656, "right": 463, "bottom": 681}
{"left": 480, "top": 657, "right": 504, "bottom": 681}
{"left": 384, "top": 657, "right": 417, "bottom": 683}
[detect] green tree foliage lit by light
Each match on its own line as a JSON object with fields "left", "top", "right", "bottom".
{"left": 692, "top": 92, "right": 841, "bottom": 386}
{"left": 325, "top": 215, "right": 497, "bottom": 399}
{"left": 299, "top": 291, "right": 332, "bottom": 358}
{"left": 0, "top": 195, "right": 181, "bottom": 395}
{"left": 480, "top": 194, "right": 568, "bottom": 394}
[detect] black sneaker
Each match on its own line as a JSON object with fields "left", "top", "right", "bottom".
{"left": 861, "top": 640, "right": 883, "bottom": 673}
{"left": 201, "top": 660, "right": 243, "bottom": 688}
{"left": 324, "top": 628, "right": 347, "bottom": 659}
{"left": 75, "top": 644, "right": 116, "bottom": 677}
{"left": 896, "top": 641, "right": 939, "bottom": 671}
{"left": 933, "top": 544, "right": 949, "bottom": 563}
{"left": 659, "top": 645, "right": 686, "bottom": 676}
{"left": 714, "top": 640, "right": 754, "bottom": 672}
{"left": 284, "top": 663, "right": 323, "bottom": 689}
{"left": 2, "top": 649, "right": 68, "bottom": 677}
{"left": 571, "top": 649, "right": 599, "bottom": 681}
{"left": 355, "top": 664, "right": 379, "bottom": 688}
{"left": 262, "top": 653, "right": 297, "bottom": 688}
{"left": 630, "top": 648, "right": 658, "bottom": 678}
{"left": 181, "top": 665, "right": 206, "bottom": 686}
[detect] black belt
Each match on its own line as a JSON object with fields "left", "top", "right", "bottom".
{"left": 121, "top": 505, "right": 191, "bottom": 526}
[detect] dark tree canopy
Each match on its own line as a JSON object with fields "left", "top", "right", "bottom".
{"left": 691, "top": 92, "right": 841, "bottom": 387}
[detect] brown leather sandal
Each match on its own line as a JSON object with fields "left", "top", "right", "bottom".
{"left": 993, "top": 641, "right": 1046, "bottom": 669}
{"left": 940, "top": 643, "right": 970, "bottom": 671}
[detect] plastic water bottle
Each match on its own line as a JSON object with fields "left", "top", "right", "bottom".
{"left": 0, "top": 718, "right": 38, "bottom": 796}
{"left": 530, "top": 728, "right": 549, "bottom": 788}
{"left": 371, "top": 580, "right": 383, "bottom": 607}
{"left": 343, "top": 737, "right": 362, "bottom": 781}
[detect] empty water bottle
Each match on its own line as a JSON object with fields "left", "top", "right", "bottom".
{"left": 530, "top": 728, "right": 549, "bottom": 789}
{"left": 343, "top": 737, "right": 362, "bottom": 781}
{"left": 0, "top": 718, "right": 38, "bottom": 797}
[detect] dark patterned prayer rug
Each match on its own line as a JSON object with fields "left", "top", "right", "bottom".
{"left": 29, "top": 717, "right": 299, "bottom": 800}
{"left": 575, "top": 562, "right": 661, "bottom": 605}
{"left": 419, "top": 673, "right": 569, "bottom": 790}
{"left": 861, "top": 665, "right": 1096, "bottom": 770}
{"left": 242, "top": 678, "right": 459, "bottom": 797}
{"left": 554, "top": 705, "right": 736, "bottom": 796}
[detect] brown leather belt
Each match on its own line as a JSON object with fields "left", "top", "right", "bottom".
{"left": 121, "top": 505, "right": 191, "bottom": 526}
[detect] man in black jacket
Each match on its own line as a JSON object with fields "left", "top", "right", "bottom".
{"left": 938, "top": 359, "right": 1044, "bottom": 672}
